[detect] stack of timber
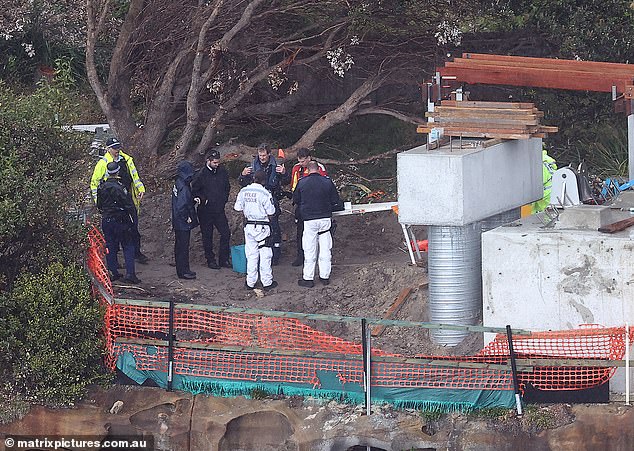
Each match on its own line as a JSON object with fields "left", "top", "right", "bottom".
{"left": 416, "top": 100, "right": 558, "bottom": 140}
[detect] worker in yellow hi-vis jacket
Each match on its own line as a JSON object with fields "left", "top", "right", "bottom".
{"left": 90, "top": 137, "right": 148, "bottom": 264}
{"left": 531, "top": 148, "right": 557, "bottom": 214}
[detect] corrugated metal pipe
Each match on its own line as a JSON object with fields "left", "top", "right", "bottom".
{"left": 428, "top": 209, "right": 520, "bottom": 346}
{"left": 428, "top": 223, "right": 482, "bottom": 346}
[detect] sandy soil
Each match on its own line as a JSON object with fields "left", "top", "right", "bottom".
{"left": 108, "top": 180, "right": 480, "bottom": 357}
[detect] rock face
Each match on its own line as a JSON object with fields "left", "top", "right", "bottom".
{"left": 1, "top": 386, "right": 633, "bottom": 451}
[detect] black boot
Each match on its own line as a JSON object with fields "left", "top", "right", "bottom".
{"left": 291, "top": 250, "right": 304, "bottom": 267}
{"left": 271, "top": 245, "right": 281, "bottom": 266}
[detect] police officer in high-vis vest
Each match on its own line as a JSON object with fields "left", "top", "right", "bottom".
{"left": 96, "top": 162, "right": 140, "bottom": 284}
{"left": 90, "top": 137, "right": 148, "bottom": 263}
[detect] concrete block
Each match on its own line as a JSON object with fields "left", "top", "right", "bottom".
{"left": 397, "top": 138, "right": 543, "bottom": 226}
{"left": 554, "top": 205, "right": 616, "bottom": 230}
{"left": 482, "top": 215, "right": 634, "bottom": 393}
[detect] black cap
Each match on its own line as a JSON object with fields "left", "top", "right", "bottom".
{"left": 207, "top": 149, "right": 221, "bottom": 160}
{"left": 106, "top": 137, "right": 122, "bottom": 149}
{"left": 106, "top": 161, "right": 120, "bottom": 175}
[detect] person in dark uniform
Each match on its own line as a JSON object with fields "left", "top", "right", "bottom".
{"left": 293, "top": 161, "right": 343, "bottom": 287}
{"left": 172, "top": 160, "right": 199, "bottom": 279}
{"left": 97, "top": 161, "right": 140, "bottom": 284}
{"left": 238, "top": 143, "right": 290, "bottom": 265}
{"left": 90, "top": 137, "right": 148, "bottom": 264}
{"left": 191, "top": 149, "right": 231, "bottom": 269}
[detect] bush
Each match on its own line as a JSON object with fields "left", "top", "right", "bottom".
{"left": 0, "top": 263, "right": 109, "bottom": 408}
{"left": 0, "top": 81, "right": 109, "bottom": 418}
{"left": 0, "top": 80, "right": 86, "bottom": 288}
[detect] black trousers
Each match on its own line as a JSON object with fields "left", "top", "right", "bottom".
{"left": 295, "top": 217, "right": 304, "bottom": 257}
{"left": 174, "top": 229, "right": 192, "bottom": 276}
{"left": 200, "top": 211, "right": 230, "bottom": 264}
{"left": 270, "top": 204, "right": 282, "bottom": 263}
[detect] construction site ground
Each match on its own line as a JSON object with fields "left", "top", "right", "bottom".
{"left": 114, "top": 182, "right": 482, "bottom": 358}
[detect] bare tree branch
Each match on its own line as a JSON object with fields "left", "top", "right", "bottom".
{"left": 354, "top": 106, "right": 426, "bottom": 125}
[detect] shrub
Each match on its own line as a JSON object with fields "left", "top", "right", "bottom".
{"left": 0, "top": 80, "right": 86, "bottom": 288}
{"left": 0, "top": 263, "right": 109, "bottom": 408}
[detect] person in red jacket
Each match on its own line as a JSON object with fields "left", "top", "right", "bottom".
{"left": 289, "top": 148, "right": 327, "bottom": 267}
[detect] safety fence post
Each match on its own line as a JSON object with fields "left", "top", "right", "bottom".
{"left": 627, "top": 323, "right": 630, "bottom": 406}
{"left": 506, "top": 325, "right": 523, "bottom": 416}
{"left": 361, "top": 318, "right": 371, "bottom": 416}
{"left": 167, "top": 299, "right": 175, "bottom": 391}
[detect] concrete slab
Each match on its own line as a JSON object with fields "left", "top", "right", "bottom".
{"left": 397, "top": 138, "right": 542, "bottom": 226}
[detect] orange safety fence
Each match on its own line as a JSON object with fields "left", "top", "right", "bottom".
{"left": 87, "top": 225, "right": 112, "bottom": 302}
{"left": 88, "top": 226, "right": 632, "bottom": 396}
{"left": 105, "top": 302, "right": 514, "bottom": 391}
{"left": 480, "top": 324, "right": 628, "bottom": 390}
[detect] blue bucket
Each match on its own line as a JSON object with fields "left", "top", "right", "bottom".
{"left": 230, "top": 244, "right": 247, "bottom": 274}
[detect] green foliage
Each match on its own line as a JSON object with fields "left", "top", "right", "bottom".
{"left": 523, "top": 405, "right": 556, "bottom": 430}
{"left": 467, "top": 406, "right": 512, "bottom": 420}
{"left": 315, "top": 115, "right": 425, "bottom": 160}
{"left": 420, "top": 409, "right": 445, "bottom": 422}
{"left": 249, "top": 387, "right": 270, "bottom": 400}
{"left": 579, "top": 122, "right": 629, "bottom": 178}
{"left": 0, "top": 263, "right": 109, "bottom": 408}
{"left": 521, "top": 89, "right": 618, "bottom": 166}
{"left": 0, "top": 0, "right": 86, "bottom": 86}
{"left": 0, "top": 80, "right": 86, "bottom": 287}
{"left": 0, "top": 81, "right": 107, "bottom": 415}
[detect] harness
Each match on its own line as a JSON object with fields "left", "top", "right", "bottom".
{"left": 245, "top": 220, "right": 270, "bottom": 226}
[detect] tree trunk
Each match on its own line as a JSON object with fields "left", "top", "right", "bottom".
{"left": 290, "top": 75, "right": 385, "bottom": 151}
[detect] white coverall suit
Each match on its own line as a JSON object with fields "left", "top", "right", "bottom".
{"left": 234, "top": 182, "right": 276, "bottom": 288}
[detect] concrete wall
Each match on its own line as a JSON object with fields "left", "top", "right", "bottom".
{"left": 482, "top": 208, "right": 634, "bottom": 393}
{"left": 397, "top": 138, "right": 543, "bottom": 226}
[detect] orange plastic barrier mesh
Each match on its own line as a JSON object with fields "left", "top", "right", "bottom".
{"left": 480, "top": 324, "right": 630, "bottom": 390}
{"left": 88, "top": 228, "right": 630, "bottom": 393}
{"left": 105, "top": 302, "right": 514, "bottom": 390}
{"left": 87, "top": 225, "right": 112, "bottom": 303}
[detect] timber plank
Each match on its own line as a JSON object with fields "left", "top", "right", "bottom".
{"left": 449, "top": 57, "right": 634, "bottom": 77}
{"left": 439, "top": 65, "right": 630, "bottom": 93}
{"left": 428, "top": 117, "right": 540, "bottom": 127}
{"left": 462, "top": 53, "right": 634, "bottom": 75}
{"left": 371, "top": 287, "right": 413, "bottom": 337}
{"left": 433, "top": 103, "right": 539, "bottom": 116}
{"left": 440, "top": 100, "right": 535, "bottom": 109}
{"left": 371, "top": 278, "right": 429, "bottom": 337}
{"left": 598, "top": 217, "right": 634, "bottom": 233}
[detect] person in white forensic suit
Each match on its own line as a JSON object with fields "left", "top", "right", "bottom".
{"left": 292, "top": 161, "right": 344, "bottom": 288}
{"left": 234, "top": 169, "right": 278, "bottom": 291}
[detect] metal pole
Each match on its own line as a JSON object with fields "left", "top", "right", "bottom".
{"left": 626, "top": 323, "right": 630, "bottom": 405}
{"left": 506, "top": 325, "right": 523, "bottom": 416}
{"left": 361, "top": 319, "right": 371, "bottom": 416}
{"left": 627, "top": 114, "right": 634, "bottom": 181}
{"left": 401, "top": 223, "right": 416, "bottom": 265}
{"left": 167, "top": 300, "right": 175, "bottom": 391}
